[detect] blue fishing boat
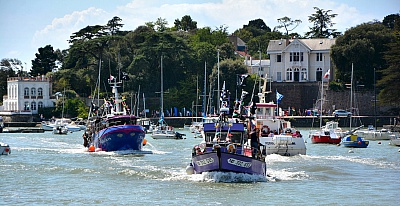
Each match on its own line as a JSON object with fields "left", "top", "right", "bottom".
{"left": 342, "top": 134, "right": 369, "bottom": 148}
{"left": 83, "top": 67, "right": 146, "bottom": 152}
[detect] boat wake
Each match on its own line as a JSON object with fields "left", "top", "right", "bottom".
{"left": 184, "top": 172, "right": 268, "bottom": 183}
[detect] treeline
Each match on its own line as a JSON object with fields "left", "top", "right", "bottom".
{"left": 1, "top": 10, "right": 399, "bottom": 118}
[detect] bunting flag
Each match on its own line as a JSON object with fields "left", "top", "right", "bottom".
{"left": 122, "top": 72, "right": 130, "bottom": 80}
{"left": 324, "top": 69, "right": 330, "bottom": 78}
{"left": 220, "top": 81, "right": 226, "bottom": 102}
{"left": 109, "top": 75, "right": 115, "bottom": 81}
{"left": 276, "top": 91, "right": 284, "bottom": 104}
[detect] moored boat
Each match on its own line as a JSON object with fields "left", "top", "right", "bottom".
{"left": 355, "top": 125, "right": 396, "bottom": 140}
{"left": 389, "top": 134, "right": 400, "bottom": 146}
{"left": 0, "top": 142, "right": 11, "bottom": 155}
{"left": 342, "top": 134, "right": 369, "bottom": 148}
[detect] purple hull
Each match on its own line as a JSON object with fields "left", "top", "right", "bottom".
{"left": 95, "top": 125, "right": 145, "bottom": 151}
{"left": 192, "top": 151, "right": 266, "bottom": 176}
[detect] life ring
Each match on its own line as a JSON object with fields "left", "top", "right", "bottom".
{"left": 261, "top": 125, "right": 270, "bottom": 136}
{"left": 227, "top": 144, "right": 236, "bottom": 153}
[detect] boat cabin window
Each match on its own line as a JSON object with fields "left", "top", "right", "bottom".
{"left": 205, "top": 132, "right": 242, "bottom": 144}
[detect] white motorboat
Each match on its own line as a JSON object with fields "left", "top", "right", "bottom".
{"left": 53, "top": 124, "right": 68, "bottom": 135}
{"left": 42, "top": 119, "right": 81, "bottom": 132}
{"left": 259, "top": 133, "right": 306, "bottom": 156}
{"left": 389, "top": 134, "right": 400, "bottom": 146}
{"left": 355, "top": 125, "right": 397, "bottom": 140}
{"left": 0, "top": 142, "right": 11, "bottom": 155}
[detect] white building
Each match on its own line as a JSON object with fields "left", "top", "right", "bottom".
{"left": 267, "top": 38, "right": 336, "bottom": 82}
{"left": 1, "top": 75, "right": 55, "bottom": 115}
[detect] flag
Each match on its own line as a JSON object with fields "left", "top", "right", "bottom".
{"left": 276, "top": 91, "right": 284, "bottom": 104}
{"left": 323, "top": 69, "right": 330, "bottom": 78}
{"left": 220, "top": 81, "right": 226, "bottom": 102}
{"left": 109, "top": 75, "right": 115, "bottom": 81}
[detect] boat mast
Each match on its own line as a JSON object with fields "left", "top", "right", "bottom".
{"left": 320, "top": 75, "right": 323, "bottom": 128}
{"left": 203, "top": 61, "right": 207, "bottom": 118}
{"left": 161, "top": 55, "right": 164, "bottom": 118}
{"left": 350, "top": 63, "right": 354, "bottom": 130}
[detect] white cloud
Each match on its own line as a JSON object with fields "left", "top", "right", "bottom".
{"left": 32, "top": 7, "right": 111, "bottom": 51}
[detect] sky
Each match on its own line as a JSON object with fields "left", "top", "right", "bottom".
{"left": 0, "top": 0, "right": 398, "bottom": 71}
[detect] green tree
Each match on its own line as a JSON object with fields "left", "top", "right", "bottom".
{"left": 31, "top": 45, "right": 58, "bottom": 76}
{"left": 174, "top": 15, "right": 197, "bottom": 31}
{"left": 305, "top": 7, "right": 341, "bottom": 38}
{"left": 331, "top": 23, "right": 395, "bottom": 88}
{"left": 106, "top": 16, "right": 124, "bottom": 35}
{"left": 377, "top": 38, "right": 400, "bottom": 107}
{"left": 275, "top": 16, "right": 302, "bottom": 37}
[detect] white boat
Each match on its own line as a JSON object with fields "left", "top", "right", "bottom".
{"left": 251, "top": 76, "right": 306, "bottom": 155}
{"left": 53, "top": 126, "right": 68, "bottom": 135}
{"left": 259, "top": 134, "right": 306, "bottom": 156}
{"left": 355, "top": 125, "right": 397, "bottom": 140}
{"left": 150, "top": 56, "right": 185, "bottom": 140}
{"left": 389, "top": 134, "right": 400, "bottom": 146}
{"left": 0, "top": 142, "right": 11, "bottom": 155}
{"left": 42, "top": 119, "right": 81, "bottom": 132}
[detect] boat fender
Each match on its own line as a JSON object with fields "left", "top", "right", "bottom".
{"left": 186, "top": 163, "right": 194, "bottom": 175}
{"left": 89, "top": 145, "right": 95, "bottom": 152}
{"left": 143, "top": 139, "right": 147, "bottom": 146}
{"left": 227, "top": 144, "right": 236, "bottom": 153}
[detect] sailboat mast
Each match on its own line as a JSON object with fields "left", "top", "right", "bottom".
{"left": 203, "top": 61, "right": 207, "bottom": 117}
{"left": 161, "top": 56, "right": 164, "bottom": 117}
{"left": 320, "top": 72, "right": 323, "bottom": 128}
{"left": 350, "top": 63, "right": 354, "bottom": 129}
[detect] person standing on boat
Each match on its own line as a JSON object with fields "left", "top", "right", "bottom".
{"left": 250, "top": 128, "right": 260, "bottom": 158}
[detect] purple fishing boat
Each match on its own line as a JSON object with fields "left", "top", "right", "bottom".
{"left": 187, "top": 117, "right": 266, "bottom": 176}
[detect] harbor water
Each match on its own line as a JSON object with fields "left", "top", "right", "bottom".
{"left": 1, "top": 128, "right": 399, "bottom": 205}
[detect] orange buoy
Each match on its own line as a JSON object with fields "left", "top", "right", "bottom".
{"left": 143, "top": 139, "right": 147, "bottom": 146}
{"left": 89, "top": 145, "right": 95, "bottom": 152}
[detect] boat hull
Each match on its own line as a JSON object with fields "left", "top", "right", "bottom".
{"left": 95, "top": 125, "right": 145, "bottom": 151}
{"left": 342, "top": 135, "right": 369, "bottom": 148}
{"left": 0, "top": 142, "right": 11, "bottom": 155}
{"left": 259, "top": 135, "right": 306, "bottom": 156}
{"left": 310, "top": 134, "right": 342, "bottom": 144}
{"left": 192, "top": 151, "right": 266, "bottom": 176}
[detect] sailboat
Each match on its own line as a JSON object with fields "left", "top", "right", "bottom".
{"left": 82, "top": 57, "right": 147, "bottom": 152}
{"left": 342, "top": 63, "right": 369, "bottom": 148}
{"left": 151, "top": 56, "right": 185, "bottom": 140}
{"left": 309, "top": 69, "right": 342, "bottom": 144}
{"left": 53, "top": 88, "right": 68, "bottom": 135}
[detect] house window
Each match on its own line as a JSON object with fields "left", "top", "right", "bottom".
{"left": 316, "top": 68, "right": 323, "bottom": 81}
{"left": 277, "top": 54, "right": 281, "bottom": 62}
{"left": 24, "top": 102, "right": 30, "bottom": 110}
{"left": 31, "top": 102, "right": 37, "bottom": 110}
{"left": 31, "top": 88, "right": 36, "bottom": 97}
{"left": 38, "top": 101, "right": 43, "bottom": 108}
{"left": 290, "top": 52, "right": 303, "bottom": 62}
{"left": 277, "top": 72, "right": 282, "bottom": 81}
{"left": 301, "top": 68, "right": 308, "bottom": 81}
{"left": 38, "top": 88, "right": 43, "bottom": 96}
{"left": 24, "top": 87, "right": 29, "bottom": 96}
{"left": 316, "top": 53, "right": 323, "bottom": 61}
{"left": 286, "top": 68, "right": 293, "bottom": 81}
